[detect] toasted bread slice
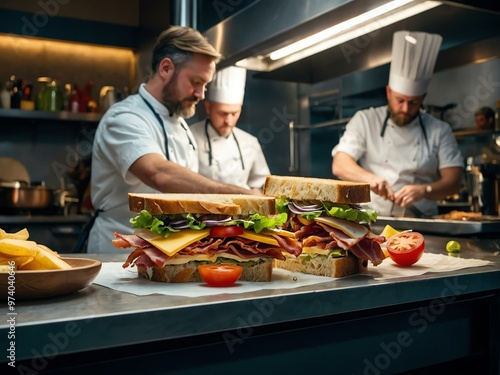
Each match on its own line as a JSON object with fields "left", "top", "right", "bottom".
{"left": 275, "top": 256, "right": 366, "bottom": 278}
{"left": 137, "top": 259, "right": 273, "bottom": 282}
{"left": 263, "top": 175, "right": 370, "bottom": 204}
{"left": 128, "top": 193, "right": 277, "bottom": 216}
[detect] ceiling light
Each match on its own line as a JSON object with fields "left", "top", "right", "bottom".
{"left": 237, "top": 0, "right": 442, "bottom": 71}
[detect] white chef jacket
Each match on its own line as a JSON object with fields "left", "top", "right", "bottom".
{"left": 190, "top": 119, "right": 270, "bottom": 189}
{"left": 331, "top": 105, "right": 463, "bottom": 216}
{"left": 89, "top": 84, "right": 199, "bottom": 253}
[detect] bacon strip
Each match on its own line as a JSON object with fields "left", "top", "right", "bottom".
{"left": 290, "top": 218, "right": 386, "bottom": 266}
{"left": 273, "top": 235, "right": 302, "bottom": 256}
{"left": 118, "top": 231, "right": 299, "bottom": 268}
{"left": 350, "top": 238, "right": 385, "bottom": 266}
{"left": 113, "top": 232, "right": 152, "bottom": 248}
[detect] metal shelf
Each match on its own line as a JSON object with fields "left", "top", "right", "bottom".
{"left": 0, "top": 108, "right": 102, "bottom": 123}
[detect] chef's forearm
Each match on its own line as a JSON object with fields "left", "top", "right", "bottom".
{"left": 332, "top": 152, "right": 376, "bottom": 183}
{"left": 423, "top": 166, "right": 463, "bottom": 200}
{"left": 130, "top": 154, "right": 255, "bottom": 195}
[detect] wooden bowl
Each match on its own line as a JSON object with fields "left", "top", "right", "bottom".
{"left": 0, "top": 258, "right": 102, "bottom": 300}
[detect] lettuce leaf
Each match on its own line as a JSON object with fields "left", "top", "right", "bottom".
{"left": 130, "top": 210, "right": 286, "bottom": 237}
{"left": 130, "top": 210, "right": 206, "bottom": 237}
{"left": 323, "top": 203, "right": 378, "bottom": 223}
{"left": 278, "top": 199, "right": 378, "bottom": 223}
{"left": 227, "top": 212, "right": 287, "bottom": 233}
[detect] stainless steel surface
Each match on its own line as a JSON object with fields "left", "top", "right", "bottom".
{"left": 203, "top": 0, "right": 500, "bottom": 84}
{"left": 2, "top": 233, "right": 499, "bottom": 361}
{"left": 377, "top": 215, "right": 500, "bottom": 235}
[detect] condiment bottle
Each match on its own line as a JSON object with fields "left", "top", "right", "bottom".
{"left": 495, "top": 100, "right": 500, "bottom": 132}
{"left": 0, "top": 82, "right": 10, "bottom": 109}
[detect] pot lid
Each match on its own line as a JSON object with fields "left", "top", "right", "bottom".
{"left": 0, "top": 157, "right": 30, "bottom": 184}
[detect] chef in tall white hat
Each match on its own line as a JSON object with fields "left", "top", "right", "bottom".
{"left": 332, "top": 30, "right": 463, "bottom": 217}
{"left": 190, "top": 66, "right": 270, "bottom": 191}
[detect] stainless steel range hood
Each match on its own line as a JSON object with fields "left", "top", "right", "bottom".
{"left": 203, "top": 0, "right": 500, "bottom": 84}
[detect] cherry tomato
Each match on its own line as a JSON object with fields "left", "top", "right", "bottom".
{"left": 210, "top": 225, "right": 244, "bottom": 237}
{"left": 386, "top": 232, "right": 425, "bottom": 267}
{"left": 198, "top": 264, "right": 243, "bottom": 287}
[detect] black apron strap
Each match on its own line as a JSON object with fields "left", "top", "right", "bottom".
{"left": 72, "top": 209, "right": 103, "bottom": 253}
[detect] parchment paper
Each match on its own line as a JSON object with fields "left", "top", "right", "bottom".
{"left": 92, "top": 253, "right": 493, "bottom": 297}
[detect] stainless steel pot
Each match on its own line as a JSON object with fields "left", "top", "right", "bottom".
{"left": 0, "top": 181, "right": 54, "bottom": 209}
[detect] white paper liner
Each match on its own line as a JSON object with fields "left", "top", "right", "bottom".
{"left": 92, "top": 253, "right": 492, "bottom": 297}
{"left": 362, "top": 253, "right": 492, "bottom": 280}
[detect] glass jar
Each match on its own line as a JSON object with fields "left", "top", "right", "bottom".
{"left": 40, "top": 80, "right": 62, "bottom": 112}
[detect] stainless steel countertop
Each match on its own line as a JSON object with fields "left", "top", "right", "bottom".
{"left": 0, "top": 214, "right": 90, "bottom": 225}
{"left": 2, "top": 232, "right": 500, "bottom": 361}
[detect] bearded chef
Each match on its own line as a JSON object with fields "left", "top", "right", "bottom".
{"left": 332, "top": 31, "right": 463, "bottom": 217}
{"left": 190, "top": 66, "right": 270, "bottom": 191}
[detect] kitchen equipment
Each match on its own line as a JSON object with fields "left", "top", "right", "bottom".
{"left": 424, "top": 103, "right": 458, "bottom": 127}
{"left": 99, "top": 85, "right": 116, "bottom": 112}
{"left": 465, "top": 156, "right": 482, "bottom": 212}
{"left": 479, "top": 161, "right": 499, "bottom": 215}
{"left": 0, "top": 181, "right": 53, "bottom": 210}
{"left": 376, "top": 215, "right": 500, "bottom": 236}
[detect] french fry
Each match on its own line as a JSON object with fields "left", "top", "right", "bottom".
{"left": 0, "top": 227, "right": 72, "bottom": 271}
{"left": 37, "top": 244, "right": 61, "bottom": 258}
{"left": 0, "top": 255, "right": 34, "bottom": 268}
{"left": 18, "top": 259, "right": 46, "bottom": 270}
{"left": 0, "top": 228, "right": 30, "bottom": 241}
{"left": 0, "top": 239, "right": 38, "bottom": 257}
{"left": 31, "top": 244, "right": 71, "bottom": 270}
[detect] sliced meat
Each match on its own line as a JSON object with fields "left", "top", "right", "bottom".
{"left": 350, "top": 238, "right": 385, "bottom": 266}
{"left": 114, "top": 232, "right": 152, "bottom": 248}
{"left": 273, "top": 235, "right": 302, "bottom": 256}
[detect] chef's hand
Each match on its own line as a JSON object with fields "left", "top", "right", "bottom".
{"left": 393, "top": 185, "right": 426, "bottom": 207}
{"left": 370, "top": 177, "right": 394, "bottom": 201}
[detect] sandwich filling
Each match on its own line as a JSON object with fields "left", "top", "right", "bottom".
{"left": 277, "top": 198, "right": 385, "bottom": 266}
{"left": 114, "top": 210, "right": 302, "bottom": 269}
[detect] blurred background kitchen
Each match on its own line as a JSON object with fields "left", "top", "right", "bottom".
{"left": 0, "top": 0, "right": 499, "bottom": 250}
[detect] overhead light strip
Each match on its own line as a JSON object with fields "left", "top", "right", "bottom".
{"left": 269, "top": 0, "right": 441, "bottom": 61}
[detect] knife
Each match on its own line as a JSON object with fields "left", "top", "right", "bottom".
{"left": 390, "top": 202, "right": 405, "bottom": 217}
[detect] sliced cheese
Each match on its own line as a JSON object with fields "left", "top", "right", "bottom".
{"left": 166, "top": 253, "right": 266, "bottom": 265}
{"left": 262, "top": 228, "right": 296, "bottom": 238}
{"left": 135, "top": 228, "right": 210, "bottom": 257}
{"left": 314, "top": 216, "right": 368, "bottom": 239}
{"left": 237, "top": 230, "right": 280, "bottom": 246}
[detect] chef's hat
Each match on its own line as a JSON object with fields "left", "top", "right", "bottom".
{"left": 207, "top": 66, "right": 247, "bottom": 105}
{"left": 388, "top": 30, "right": 442, "bottom": 96}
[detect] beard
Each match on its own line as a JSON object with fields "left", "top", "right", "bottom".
{"left": 389, "top": 108, "right": 418, "bottom": 126}
{"left": 161, "top": 77, "right": 198, "bottom": 118}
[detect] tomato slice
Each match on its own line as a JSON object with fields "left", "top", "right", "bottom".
{"left": 198, "top": 264, "right": 243, "bottom": 287}
{"left": 210, "top": 225, "right": 244, "bottom": 237}
{"left": 386, "top": 232, "right": 425, "bottom": 267}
